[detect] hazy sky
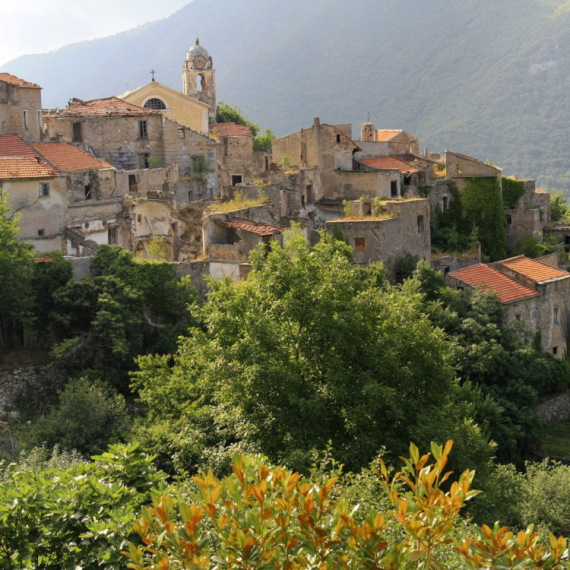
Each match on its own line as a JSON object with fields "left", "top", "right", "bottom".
{"left": 0, "top": 0, "right": 192, "bottom": 67}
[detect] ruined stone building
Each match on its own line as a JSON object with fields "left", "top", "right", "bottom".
{"left": 447, "top": 255, "right": 570, "bottom": 357}
{"left": 357, "top": 124, "right": 419, "bottom": 155}
{"left": 0, "top": 73, "right": 43, "bottom": 143}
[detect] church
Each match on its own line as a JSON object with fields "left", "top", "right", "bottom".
{"left": 119, "top": 38, "right": 217, "bottom": 135}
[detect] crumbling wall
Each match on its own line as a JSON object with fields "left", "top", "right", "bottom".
{"left": 0, "top": 81, "right": 42, "bottom": 142}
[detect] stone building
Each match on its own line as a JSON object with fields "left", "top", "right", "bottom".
{"left": 44, "top": 97, "right": 163, "bottom": 170}
{"left": 210, "top": 122, "right": 254, "bottom": 191}
{"left": 447, "top": 255, "right": 570, "bottom": 357}
{"left": 182, "top": 38, "right": 216, "bottom": 123}
{"left": 0, "top": 133, "right": 115, "bottom": 254}
{"left": 0, "top": 73, "right": 43, "bottom": 143}
{"left": 444, "top": 150, "right": 502, "bottom": 192}
{"left": 324, "top": 197, "right": 431, "bottom": 282}
{"left": 355, "top": 156, "right": 427, "bottom": 197}
{"left": 120, "top": 81, "right": 210, "bottom": 136}
{"left": 357, "top": 123, "right": 419, "bottom": 155}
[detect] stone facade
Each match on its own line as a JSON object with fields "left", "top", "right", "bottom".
{"left": 324, "top": 198, "right": 431, "bottom": 282}
{"left": 0, "top": 73, "right": 42, "bottom": 143}
{"left": 444, "top": 150, "right": 502, "bottom": 192}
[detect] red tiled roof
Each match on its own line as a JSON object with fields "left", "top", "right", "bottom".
{"left": 33, "top": 142, "right": 113, "bottom": 172}
{"left": 215, "top": 217, "right": 283, "bottom": 236}
{"left": 497, "top": 255, "right": 569, "bottom": 283}
{"left": 0, "top": 73, "right": 41, "bottom": 89}
{"left": 449, "top": 264, "right": 538, "bottom": 304}
{"left": 209, "top": 122, "right": 252, "bottom": 137}
{"left": 0, "top": 134, "right": 39, "bottom": 157}
{"left": 360, "top": 156, "right": 422, "bottom": 174}
{"left": 374, "top": 130, "right": 401, "bottom": 142}
{"left": 53, "top": 97, "right": 159, "bottom": 118}
{"left": 0, "top": 157, "right": 57, "bottom": 179}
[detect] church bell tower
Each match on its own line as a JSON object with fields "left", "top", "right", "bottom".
{"left": 182, "top": 38, "right": 216, "bottom": 123}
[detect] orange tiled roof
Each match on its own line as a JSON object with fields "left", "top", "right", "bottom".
{"left": 209, "top": 122, "right": 252, "bottom": 137}
{"left": 0, "top": 73, "right": 41, "bottom": 89}
{"left": 0, "top": 134, "right": 39, "bottom": 157}
{"left": 216, "top": 217, "right": 282, "bottom": 236}
{"left": 33, "top": 142, "right": 113, "bottom": 172}
{"left": 0, "top": 157, "right": 57, "bottom": 179}
{"left": 360, "top": 156, "right": 422, "bottom": 174}
{"left": 54, "top": 97, "right": 159, "bottom": 118}
{"left": 449, "top": 264, "right": 538, "bottom": 304}
{"left": 498, "top": 255, "right": 569, "bottom": 283}
{"left": 374, "top": 130, "right": 402, "bottom": 142}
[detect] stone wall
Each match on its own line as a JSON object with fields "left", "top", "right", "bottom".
{"left": 0, "top": 80, "right": 42, "bottom": 142}
{"left": 430, "top": 246, "right": 481, "bottom": 275}
{"left": 537, "top": 392, "right": 570, "bottom": 424}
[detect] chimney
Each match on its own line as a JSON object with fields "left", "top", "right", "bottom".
{"left": 314, "top": 117, "right": 320, "bottom": 126}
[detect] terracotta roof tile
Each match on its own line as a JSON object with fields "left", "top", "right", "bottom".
{"left": 0, "top": 134, "right": 39, "bottom": 157}
{"left": 497, "top": 255, "right": 569, "bottom": 283}
{"left": 209, "top": 122, "right": 252, "bottom": 137}
{"left": 0, "top": 157, "right": 57, "bottom": 179}
{"left": 360, "top": 156, "right": 422, "bottom": 173}
{"left": 53, "top": 97, "right": 159, "bottom": 118}
{"left": 215, "top": 217, "right": 282, "bottom": 236}
{"left": 449, "top": 264, "right": 538, "bottom": 304}
{"left": 0, "top": 73, "right": 41, "bottom": 89}
{"left": 33, "top": 142, "right": 113, "bottom": 172}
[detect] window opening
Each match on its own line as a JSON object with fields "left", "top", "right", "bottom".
{"left": 108, "top": 227, "right": 118, "bottom": 245}
{"left": 37, "top": 110, "right": 42, "bottom": 128}
{"left": 506, "top": 215, "right": 512, "bottom": 224}
{"left": 390, "top": 180, "right": 398, "bottom": 198}
{"left": 196, "top": 75, "right": 203, "bottom": 91}
{"left": 355, "top": 237, "right": 366, "bottom": 252}
{"left": 23, "top": 110, "right": 28, "bottom": 130}
{"left": 39, "top": 183, "right": 50, "bottom": 197}
{"left": 128, "top": 174, "right": 138, "bottom": 192}
{"left": 417, "top": 215, "right": 425, "bottom": 234}
{"left": 442, "top": 196, "right": 448, "bottom": 211}
{"left": 140, "top": 153, "right": 150, "bottom": 169}
{"left": 231, "top": 174, "right": 243, "bottom": 187}
{"left": 137, "top": 214, "right": 142, "bottom": 223}
{"left": 72, "top": 122, "right": 82, "bottom": 142}
{"left": 37, "top": 229, "right": 44, "bottom": 237}
{"left": 336, "top": 134, "right": 341, "bottom": 143}
{"left": 553, "top": 346, "right": 558, "bottom": 355}
{"left": 306, "top": 183, "right": 313, "bottom": 203}
{"left": 515, "top": 313, "right": 521, "bottom": 321}
{"left": 84, "top": 184, "right": 92, "bottom": 200}
{"left": 554, "top": 307, "right": 559, "bottom": 325}
{"left": 139, "top": 120, "right": 148, "bottom": 139}
{"left": 178, "top": 128, "right": 185, "bottom": 138}
{"left": 144, "top": 98, "right": 166, "bottom": 110}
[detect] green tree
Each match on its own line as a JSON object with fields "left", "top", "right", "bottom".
{"left": 551, "top": 191, "right": 569, "bottom": 222}
{"left": 252, "top": 128, "right": 277, "bottom": 152}
{"left": 0, "top": 193, "right": 35, "bottom": 361}
{"left": 215, "top": 101, "right": 259, "bottom": 136}
{"left": 25, "top": 377, "right": 131, "bottom": 456}
{"left": 133, "top": 232, "right": 492, "bottom": 476}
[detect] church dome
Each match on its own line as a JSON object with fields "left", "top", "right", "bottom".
{"left": 187, "top": 38, "right": 209, "bottom": 61}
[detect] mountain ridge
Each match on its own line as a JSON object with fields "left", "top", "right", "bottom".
{"left": 4, "top": 0, "right": 570, "bottom": 189}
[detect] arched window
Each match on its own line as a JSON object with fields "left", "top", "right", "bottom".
{"left": 196, "top": 75, "right": 203, "bottom": 91}
{"left": 144, "top": 98, "right": 166, "bottom": 110}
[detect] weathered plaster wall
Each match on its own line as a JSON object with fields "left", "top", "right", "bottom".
{"left": 214, "top": 135, "right": 254, "bottom": 190}
{"left": 0, "top": 82, "right": 42, "bottom": 142}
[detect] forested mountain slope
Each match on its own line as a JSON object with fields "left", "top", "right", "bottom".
{"left": 4, "top": 0, "right": 570, "bottom": 188}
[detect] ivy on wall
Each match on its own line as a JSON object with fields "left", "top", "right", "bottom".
{"left": 502, "top": 177, "right": 526, "bottom": 210}
{"left": 462, "top": 177, "right": 507, "bottom": 261}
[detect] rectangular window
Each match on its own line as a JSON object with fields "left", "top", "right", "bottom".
{"left": 390, "top": 180, "right": 398, "bottom": 198}
{"left": 140, "top": 153, "right": 150, "bottom": 169}
{"left": 442, "top": 196, "right": 448, "bottom": 211}
{"left": 37, "top": 229, "right": 44, "bottom": 237}
{"left": 139, "top": 120, "right": 148, "bottom": 138}
{"left": 39, "top": 183, "right": 50, "bottom": 197}
{"left": 553, "top": 346, "right": 558, "bottom": 355}
{"left": 84, "top": 184, "right": 92, "bottom": 200}
{"left": 355, "top": 237, "right": 366, "bottom": 252}
{"left": 108, "top": 227, "right": 118, "bottom": 245}
{"left": 37, "top": 110, "right": 42, "bottom": 128}
{"left": 231, "top": 174, "right": 243, "bottom": 187}
{"left": 128, "top": 174, "right": 138, "bottom": 192}
{"left": 137, "top": 214, "right": 142, "bottom": 223}
{"left": 336, "top": 134, "right": 341, "bottom": 143}
{"left": 23, "top": 110, "right": 28, "bottom": 130}
{"left": 554, "top": 307, "right": 559, "bottom": 325}
{"left": 178, "top": 128, "right": 185, "bottom": 138}
{"left": 417, "top": 215, "right": 424, "bottom": 234}
{"left": 72, "top": 122, "right": 83, "bottom": 142}
{"left": 515, "top": 313, "right": 521, "bottom": 321}
{"left": 506, "top": 214, "right": 512, "bottom": 224}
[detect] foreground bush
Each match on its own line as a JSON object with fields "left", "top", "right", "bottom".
{"left": 125, "top": 441, "right": 568, "bottom": 569}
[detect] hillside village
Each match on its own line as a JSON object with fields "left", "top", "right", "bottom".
{"left": 2, "top": 39, "right": 570, "bottom": 358}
